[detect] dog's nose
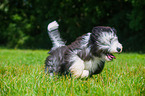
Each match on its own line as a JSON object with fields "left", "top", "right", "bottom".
{"left": 117, "top": 47, "right": 121, "bottom": 52}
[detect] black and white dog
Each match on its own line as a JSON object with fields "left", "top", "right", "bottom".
{"left": 45, "top": 21, "right": 122, "bottom": 78}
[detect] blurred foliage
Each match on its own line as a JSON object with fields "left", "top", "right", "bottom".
{"left": 0, "top": 0, "right": 145, "bottom": 51}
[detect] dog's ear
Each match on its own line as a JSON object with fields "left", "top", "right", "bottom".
{"left": 92, "top": 27, "right": 102, "bottom": 35}
{"left": 92, "top": 26, "right": 117, "bottom": 34}
{"left": 90, "top": 27, "right": 101, "bottom": 43}
{"left": 91, "top": 26, "right": 117, "bottom": 43}
{"left": 92, "top": 26, "right": 111, "bottom": 34}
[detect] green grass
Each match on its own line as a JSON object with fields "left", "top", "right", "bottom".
{"left": 0, "top": 49, "right": 145, "bottom": 96}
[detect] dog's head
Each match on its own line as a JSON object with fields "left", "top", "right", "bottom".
{"left": 90, "top": 26, "right": 122, "bottom": 61}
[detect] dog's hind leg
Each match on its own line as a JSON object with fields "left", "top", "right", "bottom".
{"left": 45, "top": 54, "right": 64, "bottom": 76}
{"left": 45, "top": 56, "right": 54, "bottom": 76}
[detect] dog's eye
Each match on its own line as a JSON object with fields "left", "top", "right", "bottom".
{"left": 109, "top": 38, "right": 113, "bottom": 43}
{"left": 110, "top": 38, "right": 113, "bottom": 41}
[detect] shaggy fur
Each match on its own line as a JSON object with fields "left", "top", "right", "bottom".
{"left": 45, "top": 21, "right": 122, "bottom": 78}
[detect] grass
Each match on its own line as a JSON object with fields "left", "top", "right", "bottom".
{"left": 0, "top": 49, "right": 145, "bottom": 96}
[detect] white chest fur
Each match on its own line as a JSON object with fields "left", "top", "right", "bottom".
{"left": 84, "top": 57, "right": 102, "bottom": 73}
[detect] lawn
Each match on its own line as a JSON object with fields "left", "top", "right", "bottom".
{"left": 0, "top": 49, "right": 144, "bottom": 96}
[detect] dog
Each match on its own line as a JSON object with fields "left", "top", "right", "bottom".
{"left": 45, "top": 21, "right": 122, "bottom": 78}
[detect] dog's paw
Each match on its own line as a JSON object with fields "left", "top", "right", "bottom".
{"left": 47, "top": 21, "right": 59, "bottom": 31}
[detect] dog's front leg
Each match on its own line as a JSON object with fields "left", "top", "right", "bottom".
{"left": 81, "top": 70, "right": 89, "bottom": 78}
{"left": 69, "top": 56, "right": 85, "bottom": 78}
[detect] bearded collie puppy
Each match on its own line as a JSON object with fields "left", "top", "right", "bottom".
{"left": 45, "top": 21, "right": 122, "bottom": 78}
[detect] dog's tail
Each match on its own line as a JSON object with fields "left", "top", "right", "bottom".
{"left": 47, "top": 21, "right": 65, "bottom": 48}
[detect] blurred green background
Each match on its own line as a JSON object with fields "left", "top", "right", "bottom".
{"left": 0, "top": 0, "right": 145, "bottom": 52}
